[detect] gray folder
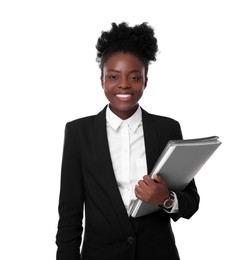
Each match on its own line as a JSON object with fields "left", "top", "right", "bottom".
{"left": 130, "top": 136, "right": 221, "bottom": 218}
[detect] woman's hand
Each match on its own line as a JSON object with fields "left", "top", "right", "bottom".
{"left": 135, "top": 174, "right": 170, "bottom": 205}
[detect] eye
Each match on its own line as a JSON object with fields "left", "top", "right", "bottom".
{"left": 130, "top": 75, "right": 141, "bottom": 81}
{"left": 107, "top": 75, "right": 119, "bottom": 81}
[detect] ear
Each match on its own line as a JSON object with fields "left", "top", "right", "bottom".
{"left": 101, "top": 76, "right": 104, "bottom": 89}
{"left": 144, "top": 77, "right": 148, "bottom": 89}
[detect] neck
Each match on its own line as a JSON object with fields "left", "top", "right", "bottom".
{"left": 109, "top": 104, "right": 139, "bottom": 120}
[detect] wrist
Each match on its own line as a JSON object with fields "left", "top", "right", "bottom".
{"left": 161, "top": 191, "right": 175, "bottom": 209}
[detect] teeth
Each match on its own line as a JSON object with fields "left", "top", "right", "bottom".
{"left": 116, "top": 94, "right": 131, "bottom": 98}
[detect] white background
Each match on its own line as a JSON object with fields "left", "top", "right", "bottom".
{"left": 0, "top": 1, "right": 248, "bottom": 259}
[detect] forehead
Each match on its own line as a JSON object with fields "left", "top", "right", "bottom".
{"left": 103, "top": 52, "right": 145, "bottom": 72}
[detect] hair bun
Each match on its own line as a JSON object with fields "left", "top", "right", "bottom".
{"left": 96, "top": 22, "right": 158, "bottom": 66}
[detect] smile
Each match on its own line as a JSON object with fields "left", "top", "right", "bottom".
{"left": 115, "top": 94, "right": 133, "bottom": 101}
{"left": 116, "top": 94, "right": 132, "bottom": 98}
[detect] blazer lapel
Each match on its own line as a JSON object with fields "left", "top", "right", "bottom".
{"left": 142, "top": 109, "right": 161, "bottom": 174}
{"left": 92, "top": 107, "right": 131, "bottom": 225}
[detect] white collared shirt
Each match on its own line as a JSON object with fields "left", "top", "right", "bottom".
{"left": 106, "top": 105, "right": 178, "bottom": 215}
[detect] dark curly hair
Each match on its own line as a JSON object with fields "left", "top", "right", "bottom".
{"left": 96, "top": 22, "right": 158, "bottom": 77}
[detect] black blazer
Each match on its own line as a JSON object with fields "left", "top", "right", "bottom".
{"left": 56, "top": 107, "right": 200, "bottom": 260}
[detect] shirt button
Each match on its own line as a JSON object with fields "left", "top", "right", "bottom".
{"left": 127, "top": 236, "right": 135, "bottom": 245}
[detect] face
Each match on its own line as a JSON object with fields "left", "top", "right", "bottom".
{"left": 101, "top": 52, "right": 147, "bottom": 119}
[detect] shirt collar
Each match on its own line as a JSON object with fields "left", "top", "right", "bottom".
{"left": 106, "top": 105, "right": 142, "bottom": 132}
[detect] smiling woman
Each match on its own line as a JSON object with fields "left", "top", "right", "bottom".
{"left": 56, "top": 22, "right": 199, "bottom": 260}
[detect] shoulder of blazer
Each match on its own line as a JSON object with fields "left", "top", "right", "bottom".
{"left": 64, "top": 106, "right": 107, "bottom": 132}
{"left": 141, "top": 108, "right": 182, "bottom": 139}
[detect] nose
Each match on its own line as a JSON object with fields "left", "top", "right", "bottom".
{"left": 118, "top": 76, "right": 131, "bottom": 89}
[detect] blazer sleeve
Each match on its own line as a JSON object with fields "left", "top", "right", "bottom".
{"left": 56, "top": 122, "right": 84, "bottom": 260}
{"left": 170, "top": 179, "right": 200, "bottom": 221}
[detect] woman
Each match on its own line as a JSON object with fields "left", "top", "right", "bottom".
{"left": 56, "top": 22, "right": 199, "bottom": 260}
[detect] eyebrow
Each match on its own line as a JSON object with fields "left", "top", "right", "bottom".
{"left": 106, "top": 69, "right": 142, "bottom": 73}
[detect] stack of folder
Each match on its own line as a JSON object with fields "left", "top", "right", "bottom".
{"left": 130, "top": 136, "right": 222, "bottom": 218}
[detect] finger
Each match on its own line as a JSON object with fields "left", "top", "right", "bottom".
{"left": 135, "top": 183, "right": 147, "bottom": 193}
{"left": 143, "top": 175, "right": 154, "bottom": 185}
{"left": 137, "top": 180, "right": 145, "bottom": 188}
{"left": 135, "top": 190, "right": 143, "bottom": 200}
{"left": 135, "top": 184, "right": 142, "bottom": 192}
{"left": 138, "top": 178, "right": 150, "bottom": 188}
{"left": 135, "top": 185, "right": 144, "bottom": 198}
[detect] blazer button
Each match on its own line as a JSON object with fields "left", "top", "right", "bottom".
{"left": 127, "top": 236, "right": 134, "bottom": 245}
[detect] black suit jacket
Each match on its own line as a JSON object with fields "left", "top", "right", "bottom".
{"left": 56, "top": 107, "right": 200, "bottom": 260}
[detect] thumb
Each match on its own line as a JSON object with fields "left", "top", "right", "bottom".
{"left": 153, "top": 174, "right": 165, "bottom": 183}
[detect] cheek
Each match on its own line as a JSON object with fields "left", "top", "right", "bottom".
{"left": 101, "top": 81, "right": 108, "bottom": 91}
{"left": 137, "top": 85, "right": 146, "bottom": 94}
{"left": 102, "top": 85, "right": 113, "bottom": 98}
{"left": 104, "top": 84, "right": 117, "bottom": 95}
